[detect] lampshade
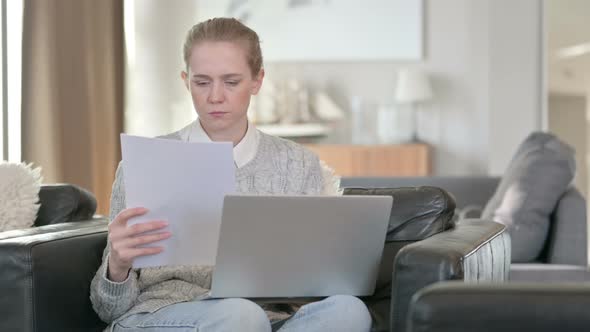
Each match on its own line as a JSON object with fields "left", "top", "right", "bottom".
{"left": 394, "top": 68, "right": 433, "bottom": 103}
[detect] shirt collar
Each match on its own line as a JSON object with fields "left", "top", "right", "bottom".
{"left": 178, "top": 119, "right": 259, "bottom": 168}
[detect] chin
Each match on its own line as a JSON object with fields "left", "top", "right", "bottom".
{"left": 201, "top": 119, "right": 234, "bottom": 132}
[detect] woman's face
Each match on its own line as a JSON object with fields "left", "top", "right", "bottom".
{"left": 181, "top": 41, "right": 263, "bottom": 136}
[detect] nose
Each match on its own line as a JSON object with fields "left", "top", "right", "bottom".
{"left": 208, "top": 82, "right": 225, "bottom": 103}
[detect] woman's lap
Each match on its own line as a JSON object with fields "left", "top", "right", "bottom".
{"left": 113, "top": 295, "right": 371, "bottom": 332}
{"left": 114, "top": 298, "right": 270, "bottom": 332}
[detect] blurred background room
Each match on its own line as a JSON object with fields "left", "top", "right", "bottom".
{"left": 1, "top": 0, "right": 588, "bottom": 215}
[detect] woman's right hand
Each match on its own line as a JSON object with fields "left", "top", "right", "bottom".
{"left": 107, "top": 207, "right": 171, "bottom": 282}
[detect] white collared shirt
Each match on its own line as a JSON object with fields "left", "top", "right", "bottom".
{"left": 178, "top": 119, "right": 258, "bottom": 168}
{"left": 177, "top": 119, "right": 341, "bottom": 195}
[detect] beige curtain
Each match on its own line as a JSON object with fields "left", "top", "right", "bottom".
{"left": 22, "top": 0, "right": 124, "bottom": 215}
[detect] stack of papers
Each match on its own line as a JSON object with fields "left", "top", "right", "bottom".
{"left": 121, "top": 134, "right": 235, "bottom": 268}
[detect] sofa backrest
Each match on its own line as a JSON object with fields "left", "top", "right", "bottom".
{"left": 342, "top": 176, "right": 588, "bottom": 266}
{"left": 341, "top": 176, "right": 500, "bottom": 210}
{"left": 543, "top": 187, "right": 587, "bottom": 265}
{"left": 35, "top": 184, "right": 97, "bottom": 227}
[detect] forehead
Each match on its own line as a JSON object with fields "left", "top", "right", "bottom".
{"left": 188, "top": 41, "right": 250, "bottom": 76}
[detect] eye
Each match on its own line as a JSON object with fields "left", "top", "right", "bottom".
{"left": 225, "top": 80, "right": 240, "bottom": 86}
{"left": 193, "top": 80, "right": 210, "bottom": 86}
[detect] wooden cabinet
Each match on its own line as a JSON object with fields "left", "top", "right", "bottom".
{"left": 305, "top": 144, "right": 431, "bottom": 176}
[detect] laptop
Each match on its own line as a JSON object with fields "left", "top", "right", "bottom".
{"left": 209, "top": 194, "right": 393, "bottom": 299}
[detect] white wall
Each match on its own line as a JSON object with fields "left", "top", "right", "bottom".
{"left": 548, "top": 93, "right": 587, "bottom": 196}
{"left": 262, "top": 0, "right": 492, "bottom": 175}
{"left": 587, "top": 89, "right": 590, "bottom": 266}
{"left": 125, "top": 0, "right": 197, "bottom": 137}
{"left": 125, "top": 0, "right": 544, "bottom": 175}
{"left": 488, "top": 0, "right": 544, "bottom": 174}
{"left": 265, "top": 0, "right": 544, "bottom": 175}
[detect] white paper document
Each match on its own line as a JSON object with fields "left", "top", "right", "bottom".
{"left": 120, "top": 134, "right": 235, "bottom": 268}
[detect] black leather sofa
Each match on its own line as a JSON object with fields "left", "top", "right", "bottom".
{"left": 407, "top": 281, "right": 590, "bottom": 332}
{"left": 342, "top": 176, "right": 587, "bottom": 282}
{"left": 0, "top": 184, "right": 107, "bottom": 332}
{"left": 0, "top": 184, "right": 509, "bottom": 332}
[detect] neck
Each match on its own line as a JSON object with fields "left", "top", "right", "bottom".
{"left": 200, "top": 119, "right": 248, "bottom": 147}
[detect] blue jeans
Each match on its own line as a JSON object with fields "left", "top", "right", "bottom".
{"left": 113, "top": 295, "right": 372, "bottom": 332}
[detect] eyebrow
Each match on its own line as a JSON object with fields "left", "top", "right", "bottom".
{"left": 191, "top": 74, "right": 243, "bottom": 80}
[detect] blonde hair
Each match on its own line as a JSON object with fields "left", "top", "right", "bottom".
{"left": 183, "top": 17, "right": 263, "bottom": 77}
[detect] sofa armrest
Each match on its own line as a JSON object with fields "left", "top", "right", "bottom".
{"left": 390, "top": 220, "right": 510, "bottom": 332}
{"left": 408, "top": 281, "right": 590, "bottom": 332}
{"left": 510, "top": 263, "right": 590, "bottom": 282}
{"left": 0, "top": 218, "right": 106, "bottom": 240}
{"left": 0, "top": 223, "right": 108, "bottom": 332}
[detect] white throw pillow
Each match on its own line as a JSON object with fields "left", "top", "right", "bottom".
{"left": 0, "top": 162, "right": 43, "bottom": 231}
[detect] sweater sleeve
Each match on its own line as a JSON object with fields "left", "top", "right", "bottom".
{"left": 298, "top": 145, "right": 342, "bottom": 195}
{"left": 319, "top": 160, "right": 342, "bottom": 195}
{"left": 89, "top": 162, "right": 140, "bottom": 323}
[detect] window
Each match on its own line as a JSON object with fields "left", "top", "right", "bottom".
{"left": 1, "top": 0, "right": 23, "bottom": 162}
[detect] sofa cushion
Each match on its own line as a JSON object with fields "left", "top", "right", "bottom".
{"left": 343, "top": 186, "right": 456, "bottom": 242}
{"left": 35, "top": 184, "right": 97, "bottom": 227}
{"left": 482, "top": 132, "right": 575, "bottom": 262}
{"left": 544, "top": 187, "right": 587, "bottom": 265}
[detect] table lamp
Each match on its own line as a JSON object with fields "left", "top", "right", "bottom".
{"left": 394, "top": 68, "right": 433, "bottom": 142}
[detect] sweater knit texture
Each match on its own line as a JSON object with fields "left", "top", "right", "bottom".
{"left": 90, "top": 130, "right": 326, "bottom": 328}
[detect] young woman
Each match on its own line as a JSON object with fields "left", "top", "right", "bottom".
{"left": 90, "top": 17, "right": 372, "bottom": 332}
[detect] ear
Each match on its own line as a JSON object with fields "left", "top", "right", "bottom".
{"left": 181, "top": 71, "right": 189, "bottom": 91}
{"left": 250, "top": 68, "right": 265, "bottom": 95}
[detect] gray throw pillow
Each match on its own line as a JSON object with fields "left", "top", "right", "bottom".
{"left": 482, "top": 132, "right": 576, "bottom": 263}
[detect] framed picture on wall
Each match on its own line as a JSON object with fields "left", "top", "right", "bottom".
{"left": 195, "top": 0, "right": 423, "bottom": 62}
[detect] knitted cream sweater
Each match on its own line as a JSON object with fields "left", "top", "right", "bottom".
{"left": 90, "top": 130, "right": 330, "bottom": 327}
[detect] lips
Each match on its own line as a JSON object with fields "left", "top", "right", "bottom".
{"left": 209, "top": 111, "right": 228, "bottom": 117}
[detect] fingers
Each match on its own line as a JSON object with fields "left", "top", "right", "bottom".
{"left": 125, "top": 220, "right": 169, "bottom": 237}
{"left": 116, "top": 246, "right": 166, "bottom": 263}
{"left": 110, "top": 231, "right": 171, "bottom": 268}
{"left": 113, "top": 207, "right": 148, "bottom": 226}
{"left": 122, "top": 231, "right": 172, "bottom": 249}
{"left": 109, "top": 220, "right": 170, "bottom": 250}
{"left": 109, "top": 207, "right": 168, "bottom": 239}
{"left": 109, "top": 245, "right": 165, "bottom": 276}
{"left": 130, "top": 246, "right": 165, "bottom": 257}
{"left": 108, "top": 207, "right": 171, "bottom": 271}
